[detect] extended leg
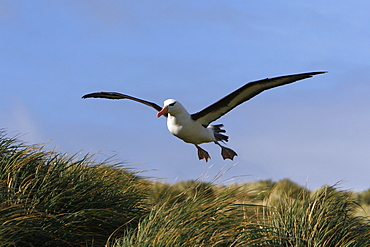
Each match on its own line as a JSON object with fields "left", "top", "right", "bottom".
{"left": 195, "top": 144, "right": 211, "bottom": 162}
{"left": 215, "top": 142, "right": 238, "bottom": 160}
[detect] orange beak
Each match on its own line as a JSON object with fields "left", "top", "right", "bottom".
{"left": 156, "top": 106, "right": 168, "bottom": 118}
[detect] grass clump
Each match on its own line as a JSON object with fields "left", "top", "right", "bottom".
{"left": 0, "top": 131, "right": 148, "bottom": 246}
{"left": 1, "top": 130, "right": 370, "bottom": 246}
{"left": 113, "top": 181, "right": 265, "bottom": 247}
{"left": 262, "top": 185, "right": 370, "bottom": 246}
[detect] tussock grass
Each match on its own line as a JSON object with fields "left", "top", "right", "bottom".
{"left": 115, "top": 181, "right": 370, "bottom": 247}
{"left": 113, "top": 181, "right": 265, "bottom": 247}
{"left": 262, "top": 185, "right": 370, "bottom": 246}
{"left": 357, "top": 189, "right": 370, "bottom": 205}
{"left": 0, "top": 131, "right": 369, "bottom": 246}
{"left": 0, "top": 131, "right": 148, "bottom": 246}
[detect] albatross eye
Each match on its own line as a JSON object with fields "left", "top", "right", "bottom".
{"left": 169, "top": 102, "right": 176, "bottom": 106}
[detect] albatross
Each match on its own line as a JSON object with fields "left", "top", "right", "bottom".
{"left": 82, "top": 71, "right": 326, "bottom": 162}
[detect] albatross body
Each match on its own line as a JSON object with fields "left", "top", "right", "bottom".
{"left": 160, "top": 99, "right": 214, "bottom": 144}
{"left": 82, "top": 71, "right": 326, "bottom": 162}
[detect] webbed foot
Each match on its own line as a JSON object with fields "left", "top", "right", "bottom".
{"left": 215, "top": 142, "right": 238, "bottom": 160}
{"left": 195, "top": 145, "right": 211, "bottom": 162}
{"left": 220, "top": 146, "right": 238, "bottom": 160}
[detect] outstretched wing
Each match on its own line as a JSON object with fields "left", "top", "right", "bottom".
{"left": 82, "top": 92, "right": 165, "bottom": 115}
{"left": 191, "top": 71, "right": 326, "bottom": 126}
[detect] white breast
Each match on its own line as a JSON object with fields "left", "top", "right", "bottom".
{"left": 167, "top": 114, "right": 215, "bottom": 144}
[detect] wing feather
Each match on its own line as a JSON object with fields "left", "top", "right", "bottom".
{"left": 191, "top": 71, "right": 326, "bottom": 126}
{"left": 82, "top": 92, "right": 164, "bottom": 114}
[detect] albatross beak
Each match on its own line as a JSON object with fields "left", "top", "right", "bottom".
{"left": 156, "top": 106, "right": 168, "bottom": 118}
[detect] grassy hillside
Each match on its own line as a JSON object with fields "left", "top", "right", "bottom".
{"left": 0, "top": 131, "right": 369, "bottom": 246}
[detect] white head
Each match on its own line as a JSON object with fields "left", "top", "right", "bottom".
{"left": 156, "top": 99, "right": 187, "bottom": 117}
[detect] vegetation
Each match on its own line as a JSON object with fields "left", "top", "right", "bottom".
{"left": 0, "top": 131, "right": 147, "bottom": 246}
{"left": 0, "top": 130, "right": 369, "bottom": 246}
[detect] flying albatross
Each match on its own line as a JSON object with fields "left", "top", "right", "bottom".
{"left": 82, "top": 71, "right": 326, "bottom": 162}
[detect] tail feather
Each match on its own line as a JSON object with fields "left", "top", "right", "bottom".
{"left": 208, "top": 124, "right": 229, "bottom": 142}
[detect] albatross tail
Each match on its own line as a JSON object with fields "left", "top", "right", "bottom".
{"left": 208, "top": 124, "right": 229, "bottom": 142}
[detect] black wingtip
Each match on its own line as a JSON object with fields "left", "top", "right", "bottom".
{"left": 298, "top": 71, "right": 327, "bottom": 80}
{"left": 310, "top": 71, "right": 328, "bottom": 76}
{"left": 81, "top": 92, "right": 104, "bottom": 99}
{"left": 81, "top": 93, "right": 92, "bottom": 99}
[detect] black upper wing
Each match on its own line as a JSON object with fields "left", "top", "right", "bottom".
{"left": 82, "top": 92, "right": 164, "bottom": 113}
{"left": 191, "top": 71, "right": 326, "bottom": 126}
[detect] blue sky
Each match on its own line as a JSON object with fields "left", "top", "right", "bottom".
{"left": 1, "top": 1, "right": 370, "bottom": 191}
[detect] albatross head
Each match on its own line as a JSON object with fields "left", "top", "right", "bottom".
{"left": 156, "top": 99, "right": 186, "bottom": 118}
